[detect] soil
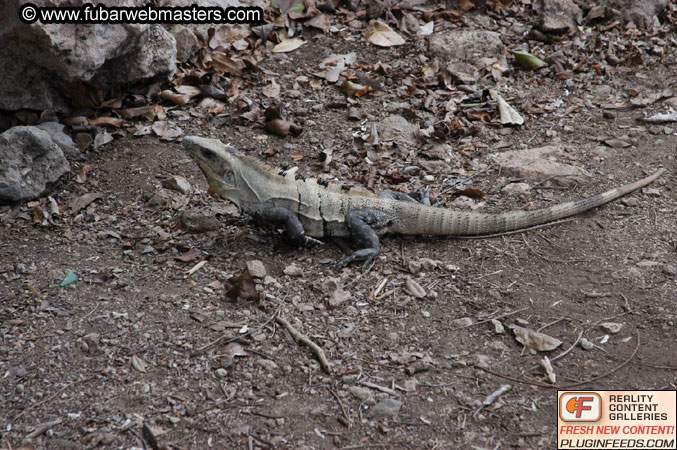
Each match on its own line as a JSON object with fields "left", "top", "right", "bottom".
{"left": 1, "top": 3, "right": 676, "bottom": 450}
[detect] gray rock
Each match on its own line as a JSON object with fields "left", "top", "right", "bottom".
{"left": 600, "top": 322, "right": 623, "bottom": 334}
{"left": 663, "top": 265, "right": 677, "bottom": 276}
{"left": 429, "top": 29, "right": 506, "bottom": 69}
{"left": 35, "top": 122, "right": 81, "bottom": 158}
{"left": 328, "top": 288, "right": 351, "bottom": 308}
{"left": 605, "top": 0, "right": 668, "bottom": 29}
{"left": 93, "top": 25, "right": 177, "bottom": 86}
{"left": 170, "top": 25, "right": 200, "bottom": 63}
{"left": 283, "top": 264, "right": 303, "bottom": 277}
{"left": 370, "top": 398, "right": 403, "bottom": 417}
{"left": 502, "top": 182, "right": 531, "bottom": 196}
{"left": 162, "top": 176, "right": 192, "bottom": 194}
{"left": 178, "top": 210, "right": 220, "bottom": 233}
{"left": 246, "top": 260, "right": 267, "bottom": 278}
{"left": 492, "top": 145, "right": 590, "bottom": 185}
{"left": 348, "top": 386, "right": 373, "bottom": 401}
{"left": 446, "top": 61, "right": 479, "bottom": 85}
{"left": 379, "top": 115, "right": 418, "bottom": 145}
{"left": 0, "top": 126, "right": 70, "bottom": 203}
{"left": 452, "top": 317, "right": 473, "bottom": 328}
{"left": 539, "top": 0, "right": 582, "bottom": 33}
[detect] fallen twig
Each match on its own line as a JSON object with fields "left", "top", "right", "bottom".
{"left": 474, "top": 384, "right": 511, "bottom": 418}
{"left": 452, "top": 307, "right": 529, "bottom": 331}
{"left": 14, "top": 375, "right": 96, "bottom": 421}
{"left": 25, "top": 418, "right": 63, "bottom": 440}
{"left": 474, "top": 329, "right": 642, "bottom": 388}
{"left": 359, "top": 380, "right": 398, "bottom": 396}
{"left": 276, "top": 315, "right": 331, "bottom": 373}
{"left": 328, "top": 387, "right": 351, "bottom": 428}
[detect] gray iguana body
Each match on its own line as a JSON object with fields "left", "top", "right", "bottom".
{"left": 183, "top": 136, "right": 665, "bottom": 268}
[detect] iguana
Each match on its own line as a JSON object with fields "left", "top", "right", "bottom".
{"left": 183, "top": 136, "right": 666, "bottom": 269}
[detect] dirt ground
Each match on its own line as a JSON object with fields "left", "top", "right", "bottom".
{"left": 2, "top": 2, "right": 677, "bottom": 450}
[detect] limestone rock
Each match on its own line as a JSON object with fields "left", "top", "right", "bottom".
{"left": 0, "top": 126, "right": 70, "bottom": 203}
{"left": 429, "top": 29, "right": 506, "bottom": 69}
{"left": 492, "top": 145, "right": 590, "bottom": 185}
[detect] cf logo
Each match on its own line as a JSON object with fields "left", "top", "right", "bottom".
{"left": 559, "top": 392, "right": 602, "bottom": 422}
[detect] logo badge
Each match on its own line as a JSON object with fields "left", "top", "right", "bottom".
{"left": 559, "top": 392, "right": 602, "bottom": 422}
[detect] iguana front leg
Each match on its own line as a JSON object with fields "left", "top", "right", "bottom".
{"left": 252, "top": 207, "right": 315, "bottom": 246}
{"left": 332, "top": 209, "right": 393, "bottom": 270}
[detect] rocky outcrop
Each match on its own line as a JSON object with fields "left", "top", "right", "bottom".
{"left": 0, "top": 0, "right": 177, "bottom": 112}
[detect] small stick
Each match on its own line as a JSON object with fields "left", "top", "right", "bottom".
{"left": 474, "top": 330, "right": 641, "bottom": 389}
{"left": 452, "top": 307, "right": 529, "bottom": 331}
{"left": 14, "top": 375, "right": 96, "bottom": 421}
{"left": 359, "top": 380, "right": 398, "bottom": 396}
{"left": 25, "top": 418, "right": 63, "bottom": 440}
{"left": 276, "top": 315, "right": 331, "bottom": 373}
{"left": 328, "top": 387, "right": 351, "bottom": 428}
{"left": 474, "top": 384, "right": 511, "bottom": 418}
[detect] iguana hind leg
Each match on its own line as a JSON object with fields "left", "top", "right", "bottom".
{"left": 252, "top": 207, "right": 313, "bottom": 246}
{"left": 332, "top": 209, "right": 392, "bottom": 270}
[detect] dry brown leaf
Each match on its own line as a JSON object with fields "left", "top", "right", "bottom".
{"left": 68, "top": 192, "right": 104, "bottom": 215}
{"left": 159, "top": 90, "right": 191, "bottom": 106}
{"left": 89, "top": 117, "right": 123, "bottom": 127}
{"left": 211, "top": 52, "right": 245, "bottom": 76}
{"left": 174, "top": 248, "right": 204, "bottom": 263}
{"left": 225, "top": 270, "right": 259, "bottom": 302}
{"left": 366, "top": 20, "right": 405, "bottom": 47}
{"left": 75, "top": 164, "right": 94, "bottom": 184}
{"left": 339, "top": 80, "right": 372, "bottom": 97}
{"left": 120, "top": 105, "right": 155, "bottom": 120}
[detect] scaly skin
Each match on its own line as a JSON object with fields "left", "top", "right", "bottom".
{"left": 184, "top": 136, "right": 666, "bottom": 267}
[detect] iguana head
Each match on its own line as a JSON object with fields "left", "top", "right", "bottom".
{"left": 183, "top": 136, "right": 241, "bottom": 202}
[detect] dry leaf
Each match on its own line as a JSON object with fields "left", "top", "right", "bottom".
{"left": 366, "top": 20, "right": 405, "bottom": 47}
{"left": 541, "top": 356, "right": 556, "bottom": 384}
{"left": 93, "top": 131, "right": 113, "bottom": 150}
{"left": 262, "top": 79, "right": 281, "bottom": 98}
{"left": 339, "top": 80, "right": 371, "bottom": 97}
{"left": 225, "top": 270, "right": 259, "bottom": 302}
{"left": 512, "top": 325, "right": 562, "bottom": 352}
{"left": 131, "top": 354, "right": 147, "bottom": 373}
{"left": 404, "top": 278, "right": 426, "bottom": 298}
{"left": 75, "top": 164, "right": 94, "bottom": 184}
{"left": 417, "top": 21, "right": 434, "bottom": 36}
{"left": 511, "top": 50, "right": 548, "bottom": 70}
{"left": 174, "top": 248, "right": 204, "bottom": 263}
{"left": 89, "top": 117, "right": 123, "bottom": 127}
{"left": 68, "top": 192, "right": 104, "bottom": 215}
{"left": 211, "top": 52, "right": 245, "bottom": 76}
{"left": 152, "top": 121, "right": 184, "bottom": 141}
{"left": 120, "top": 106, "right": 155, "bottom": 120}
{"left": 490, "top": 90, "right": 524, "bottom": 125}
{"left": 272, "top": 38, "right": 305, "bottom": 53}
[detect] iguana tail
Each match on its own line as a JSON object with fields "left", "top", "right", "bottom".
{"left": 395, "top": 169, "right": 666, "bottom": 236}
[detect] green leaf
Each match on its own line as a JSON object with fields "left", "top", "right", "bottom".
{"left": 511, "top": 50, "right": 548, "bottom": 71}
{"left": 59, "top": 269, "right": 78, "bottom": 287}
